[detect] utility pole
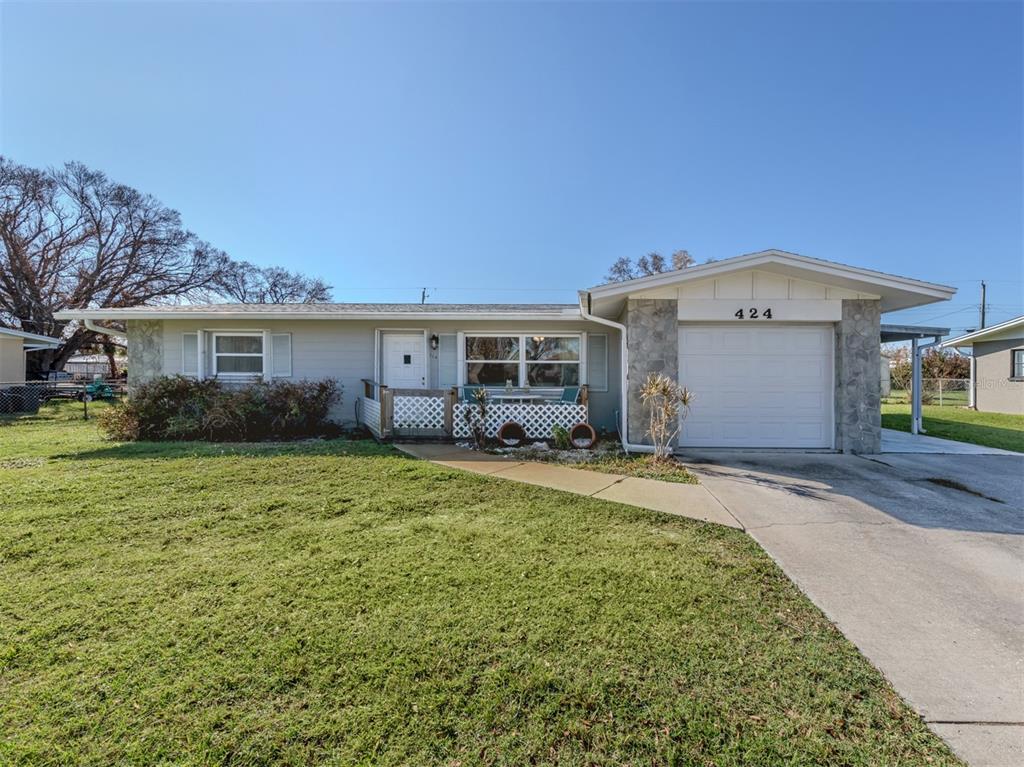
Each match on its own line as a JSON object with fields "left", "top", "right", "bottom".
{"left": 980, "top": 281, "right": 986, "bottom": 329}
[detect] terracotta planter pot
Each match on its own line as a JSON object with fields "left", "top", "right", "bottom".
{"left": 497, "top": 420, "right": 527, "bottom": 446}
{"left": 569, "top": 422, "right": 597, "bottom": 449}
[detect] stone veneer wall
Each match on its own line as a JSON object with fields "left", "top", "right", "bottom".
{"left": 126, "top": 320, "right": 164, "bottom": 390}
{"left": 625, "top": 298, "right": 679, "bottom": 446}
{"left": 834, "top": 299, "right": 881, "bottom": 453}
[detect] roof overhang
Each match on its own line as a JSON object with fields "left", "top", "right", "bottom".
{"left": 880, "top": 324, "right": 949, "bottom": 343}
{"left": 585, "top": 249, "right": 956, "bottom": 317}
{"left": 0, "top": 327, "right": 61, "bottom": 349}
{"left": 941, "top": 316, "right": 1024, "bottom": 348}
{"left": 53, "top": 308, "right": 586, "bottom": 322}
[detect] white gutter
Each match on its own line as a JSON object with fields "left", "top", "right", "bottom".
{"left": 57, "top": 310, "right": 582, "bottom": 322}
{"left": 83, "top": 319, "right": 124, "bottom": 337}
{"left": 910, "top": 335, "right": 945, "bottom": 434}
{"left": 578, "top": 292, "right": 654, "bottom": 455}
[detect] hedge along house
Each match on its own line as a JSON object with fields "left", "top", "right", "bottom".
{"left": 56, "top": 250, "right": 955, "bottom": 453}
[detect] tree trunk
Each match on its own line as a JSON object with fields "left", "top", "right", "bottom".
{"left": 104, "top": 342, "right": 118, "bottom": 378}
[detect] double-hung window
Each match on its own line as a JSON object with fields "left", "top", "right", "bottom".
{"left": 1013, "top": 349, "right": 1024, "bottom": 379}
{"left": 464, "top": 334, "right": 580, "bottom": 387}
{"left": 213, "top": 333, "right": 264, "bottom": 376}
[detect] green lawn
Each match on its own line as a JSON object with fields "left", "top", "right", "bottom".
{"left": 0, "top": 404, "right": 960, "bottom": 766}
{"left": 882, "top": 403, "right": 1024, "bottom": 453}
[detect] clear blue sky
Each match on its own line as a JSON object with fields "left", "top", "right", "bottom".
{"left": 2, "top": 1, "right": 1021, "bottom": 334}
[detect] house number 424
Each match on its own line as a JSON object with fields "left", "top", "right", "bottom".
{"left": 734, "top": 307, "right": 773, "bottom": 319}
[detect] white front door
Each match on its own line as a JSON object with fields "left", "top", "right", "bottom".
{"left": 678, "top": 324, "right": 834, "bottom": 448}
{"left": 382, "top": 333, "right": 426, "bottom": 389}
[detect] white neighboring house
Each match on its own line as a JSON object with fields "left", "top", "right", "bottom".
{"left": 0, "top": 327, "right": 61, "bottom": 382}
{"left": 56, "top": 250, "right": 956, "bottom": 453}
{"left": 942, "top": 316, "right": 1024, "bottom": 415}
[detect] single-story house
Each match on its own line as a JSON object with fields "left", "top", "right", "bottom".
{"left": 0, "top": 326, "right": 61, "bottom": 382}
{"left": 55, "top": 250, "right": 956, "bottom": 453}
{"left": 941, "top": 316, "right": 1024, "bottom": 414}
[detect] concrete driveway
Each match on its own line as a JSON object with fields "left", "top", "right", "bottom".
{"left": 680, "top": 450, "right": 1024, "bottom": 767}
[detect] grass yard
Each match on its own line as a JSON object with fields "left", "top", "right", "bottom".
{"left": 0, "top": 403, "right": 961, "bottom": 766}
{"left": 491, "top": 447, "right": 699, "bottom": 484}
{"left": 882, "top": 403, "right": 1024, "bottom": 453}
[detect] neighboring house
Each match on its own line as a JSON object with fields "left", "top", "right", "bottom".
{"left": 55, "top": 250, "right": 956, "bottom": 453}
{"left": 0, "top": 327, "right": 61, "bottom": 382}
{"left": 64, "top": 354, "right": 125, "bottom": 379}
{"left": 941, "top": 316, "right": 1024, "bottom": 414}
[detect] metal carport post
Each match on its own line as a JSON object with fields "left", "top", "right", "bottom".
{"left": 880, "top": 324, "right": 949, "bottom": 436}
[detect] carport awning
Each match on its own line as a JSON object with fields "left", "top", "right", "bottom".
{"left": 880, "top": 324, "right": 949, "bottom": 342}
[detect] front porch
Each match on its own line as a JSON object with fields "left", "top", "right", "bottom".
{"left": 357, "top": 380, "right": 590, "bottom": 441}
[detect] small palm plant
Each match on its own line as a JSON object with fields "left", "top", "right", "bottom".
{"left": 463, "top": 387, "right": 489, "bottom": 449}
{"left": 639, "top": 373, "right": 693, "bottom": 460}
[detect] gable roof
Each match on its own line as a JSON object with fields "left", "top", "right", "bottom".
{"left": 54, "top": 303, "right": 582, "bottom": 322}
{"left": 0, "top": 326, "right": 61, "bottom": 348}
{"left": 585, "top": 249, "right": 956, "bottom": 313}
{"left": 941, "top": 315, "right": 1024, "bottom": 348}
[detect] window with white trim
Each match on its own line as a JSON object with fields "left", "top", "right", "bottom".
{"left": 213, "top": 333, "right": 264, "bottom": 376}
{"left": 1013, "top": 349, "right": 1024, "bottom": 379}
{"left": 464, "top": 334, "right": 580, "bottom": 387}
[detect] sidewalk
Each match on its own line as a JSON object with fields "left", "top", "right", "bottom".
{"left": 395, "top": 443, "right": 742, "bottom": 529}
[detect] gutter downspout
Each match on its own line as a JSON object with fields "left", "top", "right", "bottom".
{"left": 911, "top": 335, "right": 943, "bottom": 435}
{"left": 578, "top": 291, "right": 654, "bottom": 454}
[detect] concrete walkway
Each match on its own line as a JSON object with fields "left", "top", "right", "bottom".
{"left": 881, "top": 428, "right": 1021, "bottom": 455}
{"left": 394, "top": 443, "right": 742, "bottom": 529}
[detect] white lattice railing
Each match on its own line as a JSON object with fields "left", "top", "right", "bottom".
{"left": 358, "top": 396, "right": 383, "bottom": 438}
{"left": 453, "top": 402, "right": 588, "bottom": 439}
{"left": 393, "top": 395, "right": 445, "bottom": 431}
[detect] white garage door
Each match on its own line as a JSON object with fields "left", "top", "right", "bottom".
{"left": 678, "top": 324, "right": 833, "bottom": 448}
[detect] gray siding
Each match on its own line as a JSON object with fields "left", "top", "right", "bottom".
{"left": 158, "top": 319, "right": 621, "bottom": 431}
{"left": 974, "top": 337, "right": 1024, "bottom": 414}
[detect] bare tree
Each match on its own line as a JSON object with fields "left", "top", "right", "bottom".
{"left": 1, "top": 158, "right": 333, "bottom": 376}
{"left": 0, "top": 157, "right": 230, "bottom": 375}
{"left": 213, "top": 261, "right": 332, "bottom": 303}
{"left": 603, "top": 249, "right": 695, "bottom": 283}
{"left": 671, "top": 249, "right": 694, "bottom": 270}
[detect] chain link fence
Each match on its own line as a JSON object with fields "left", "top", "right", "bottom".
{"left": 0, "top": 379, "right": 126, "bottom": 416}
{"left": 885, "top": 369, "right": 970, "bottom": 407}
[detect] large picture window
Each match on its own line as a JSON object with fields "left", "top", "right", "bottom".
{"left": 213, "top": 333, "right": 264, "bottom": 376}
{"left": 465, "top": 334, "right": 580, "bottom": 387}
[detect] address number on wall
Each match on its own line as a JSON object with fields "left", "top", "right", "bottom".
{"left": 734, "top": 308, "right": 773, "bottom": 319}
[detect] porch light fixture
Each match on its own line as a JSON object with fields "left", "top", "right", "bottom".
{"left": 430, "top": 334, "right": 439, "bottom": 351}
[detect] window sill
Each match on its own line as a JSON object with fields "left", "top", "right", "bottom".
{"left": 1008, "top": 377, "right": 1024, "bottom": 383}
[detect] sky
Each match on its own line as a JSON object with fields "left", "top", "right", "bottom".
{"left": 1, "top": 1, "right": 1021, "bottom": 334}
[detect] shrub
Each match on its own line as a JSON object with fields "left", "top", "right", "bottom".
{"left": 551, "top": 424, "right": 572, "bottom": 450}
{"left": 98, "top": 376, "right": 342, "bottom": 442}
{"left": 639, "top": 373, "right": 693, "bottom": 460}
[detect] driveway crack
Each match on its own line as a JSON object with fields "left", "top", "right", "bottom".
{"left": 747, "top": 518, "right": 897, "bottom": 532}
